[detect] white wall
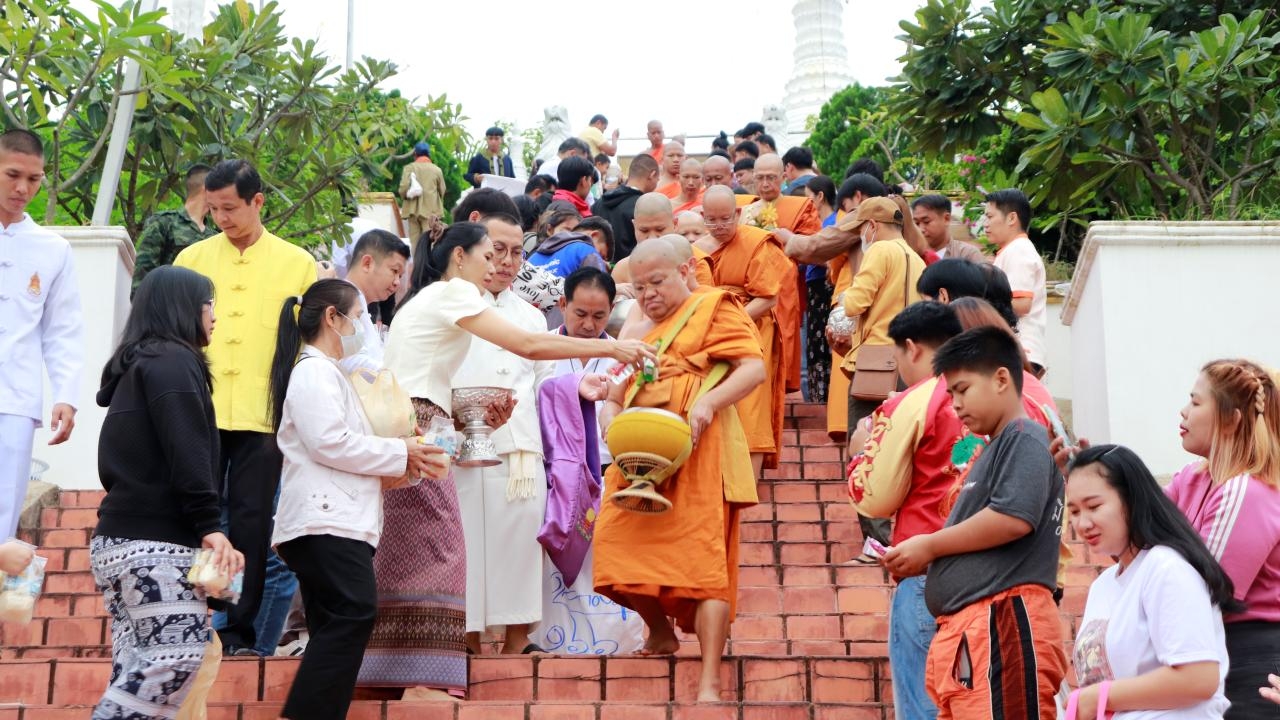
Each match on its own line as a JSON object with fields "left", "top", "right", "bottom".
{"left": 32, "top": 227, "right": 135, "bottom": 490}
{"left": 1063, "top": 222, "right": 1280, "bottom": 476}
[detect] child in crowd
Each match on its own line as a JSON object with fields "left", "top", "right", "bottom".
{"left": 91, "top": 266, "right": 244, "bottom": 719}
{"left": 883, "top": 325, "right": 1066, "bottom": 720}
{"left": 848, "top": 301, "right": 965, "bottom": 720}
{"left": 267, "top": 279, "right": 451, "bottom": 720}
{"left": 1066, "top": 444, "right": 1235, "bottom": 719}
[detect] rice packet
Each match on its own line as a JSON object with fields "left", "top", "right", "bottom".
{"left": 187, "top": 548, "right": 243, "bottom": 604}
{"left": 0, "top": 541, "right": 46, "bottom": 624}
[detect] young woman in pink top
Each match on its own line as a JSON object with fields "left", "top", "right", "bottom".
{"left": 1169, "top": 359, "right": 1280, "bottom": 719}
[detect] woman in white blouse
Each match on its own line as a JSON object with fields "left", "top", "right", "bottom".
{"left": 266, "top": 278, "right": 451, "bottom": 720}
{"left": 359, "top": 222, "right": 654, "bottom": 701}
{"left": 1065, "top": 444, "right": 1241, "bottom": 720}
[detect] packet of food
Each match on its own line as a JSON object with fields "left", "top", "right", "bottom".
{"left": 187, "top": 548, "right": 243, "bottom": 604}
{"left": 0, "top": 542, "right": 46, "bottom": 625}
{"left": 411, "top": 416, "right": 462, "bottom": 486}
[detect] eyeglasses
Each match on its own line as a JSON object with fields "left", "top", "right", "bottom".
{"left": 704, "top": 219, "right": 736, "bottom": 229}
{"left": 754, "top": 174, "right": 781, "bottom": 183}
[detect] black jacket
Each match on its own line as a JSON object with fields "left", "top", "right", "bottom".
{"left": 465, "top": 152, "right": 515, "bottom": 188}
{"left": 595, "top": 185, "right": 645, "bottom": 261}
{"left": 95, "top": 340, "right": 221, "bottom": 547}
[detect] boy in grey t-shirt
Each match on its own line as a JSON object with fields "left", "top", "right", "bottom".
{"left": 883, "top": 326, "right": 1066, "bottom": 720}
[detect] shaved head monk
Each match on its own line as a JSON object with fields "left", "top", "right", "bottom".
{"left": 738, "top": 154, "right": 819, "bottom": 394}
{"left": 657, "top": 141, "right": 686, "bottom": 198}
{"left": 702, "top": 155, "right": 733, "bottom": 189}
{"left": 613, "top": 193, "right": 715, "bottom": 288}
{"left": 645, "top": 120, "right": 665, "bottom": 163}
{"left": 673, "top": 158, "right": 705, "bottom": 214}
{"left": 698, "top": 186, "right": 789, "bottom": 475}
{"left": 594, "top": 238, "right": 764, "bottom": 703}
{"left": 676, "top": 211, "right": 708, "bottom": 245}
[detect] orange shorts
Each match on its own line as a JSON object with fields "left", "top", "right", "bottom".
{"left": 925, "top": 584, "right": 1066, "bottom": 720}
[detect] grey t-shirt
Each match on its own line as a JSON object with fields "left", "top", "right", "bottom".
{"left": 925, "top": 418, "right": 1065, "bottom": 617}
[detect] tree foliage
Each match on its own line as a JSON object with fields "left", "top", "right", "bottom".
{"left": 1, "top": 0, "right": 473, "bottom": 246}
{"left": 892, "top": 0, "right": 1280, "bottom": 224}
{"left": 803, "top": 84, "right": 888, "bottom": 178}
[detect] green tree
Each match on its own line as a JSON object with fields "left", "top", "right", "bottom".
{"left": 803, "top": 84, "right": 888, "bottom": 179}
{"left": 893, "top": 0, "right": 1280, "bottom": 226}
{"left": 2, "top": 0, "right": 474, "bottom": 247}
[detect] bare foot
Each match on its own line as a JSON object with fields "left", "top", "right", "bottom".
{"left": 401, "top": 687, "right": 460, "bottom": 703}
{"left": 697, "top": 685, "right": 723, "bottom": 702}
{"left": 637, "top": 635, "right": 679, "bottom": 656}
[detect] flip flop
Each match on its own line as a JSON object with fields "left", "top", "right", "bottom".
{"left": 520, "top": 643, "right": 546, "bottom": 655}
{"left": 849, "top": 553, "right": 881, "bottom": 565}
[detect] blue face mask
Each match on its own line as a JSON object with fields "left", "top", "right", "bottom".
{"left": 337, "top": 311, "right": 364, "bottom": 358}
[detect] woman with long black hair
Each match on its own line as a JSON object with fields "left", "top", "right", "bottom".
{"left": 91, "top": 266, "right": 244, "bottom": 719}
{"left": 266, "top": 278, "right": 451, "bottom": 720}
{"left": 1065, "top": 444, "right": 1238, "bottom": 719}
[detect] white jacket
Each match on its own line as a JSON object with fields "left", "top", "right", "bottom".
{"left": 273, "top": 346, "right": 407, "bottom": 548}
{"left": 0, "top": 215, "right": 82, "bottom": 421}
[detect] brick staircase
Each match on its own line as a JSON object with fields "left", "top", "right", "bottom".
{"left": 0, "top": 400, "right": 1104, "bottom": 719}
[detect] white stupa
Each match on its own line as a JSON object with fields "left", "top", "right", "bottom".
{"left": 781, "top": 0, "right": 855, "bottom": 144}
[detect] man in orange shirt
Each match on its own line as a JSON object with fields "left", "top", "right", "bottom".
{"left": 656, "top": 142, "right": 685, "bottom": 198}
{"left": 595, "top": 238, "right": 763, "bottom": 703}
{"left": 696, "top": 186, "right": 789, "bottom": 474}
{"left": 672, "top": 159, "right": 705, "bottom": 214}
{"left": 738, "top": 154, "right": 817, "bottom": 394}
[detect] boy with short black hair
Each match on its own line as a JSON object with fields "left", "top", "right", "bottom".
{"left": 883, "top": 325, "right": 1066, "bottom": 720}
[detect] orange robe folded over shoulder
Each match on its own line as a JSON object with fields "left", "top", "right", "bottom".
{"left": 690, "top": 244, "right": 716, "bottom": 288}
{"left": 673, "top": 190, "right": 704, "bottom": 215}
{"left": 705, "top": 224, "right": 788, "bottom": 468}
{"left": 658, "top": 182, "right": 681, "bottom": 199}
{"left": 594, "top": 289, "right": 762, "bottom": 633}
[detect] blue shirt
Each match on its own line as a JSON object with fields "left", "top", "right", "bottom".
{"left": 803, "top": 211, "right": 839, "bottom": 283}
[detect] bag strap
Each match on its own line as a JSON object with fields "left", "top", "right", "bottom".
{"left": 624, "top": 294, "right": 709, "bottom": 409}
{"left": 1065, "top": 689, "right": 1079, "bottom": 720}
{"left": 642, "top": 361, "right": 731, "bottom": 485}
{"left": 901, "top": 242, "right": 911, "bottom": 310}
{"left": 1095, "top": 681, "right": 1111, "bottom": 720}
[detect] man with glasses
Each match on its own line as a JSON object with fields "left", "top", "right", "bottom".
{"left": 694, "top": 186, "right": 790, "bottom": 478}
{"left": 738, "top": 154, "right": 817, "bottom": 397}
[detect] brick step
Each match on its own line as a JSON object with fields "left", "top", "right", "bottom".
{"left": 0, "top": 655, "right": 892, "bottom": 707}
{"left": 0, "top": 700, "right": 892, "bottom": 720}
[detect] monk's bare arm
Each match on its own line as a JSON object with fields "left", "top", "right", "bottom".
{"left": 743, "top": 296, "right": 777, "bottom": 321}
{"left": 778, "top": 225, "right": 857, "bottom": 264}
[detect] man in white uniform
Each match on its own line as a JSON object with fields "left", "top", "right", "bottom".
{"left": 0, "top": 129, "right": 82, "bottom": 537}
{"left": 337, "top": 229, "right": 410, "bottom": 375}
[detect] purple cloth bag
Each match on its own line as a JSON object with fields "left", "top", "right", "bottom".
{"left": 536, "top": 373, "right": 603, "bottom": 586}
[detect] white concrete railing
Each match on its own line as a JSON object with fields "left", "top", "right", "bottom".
{"left": 1063, "top": 221, "right": 1280, "bottom": 476}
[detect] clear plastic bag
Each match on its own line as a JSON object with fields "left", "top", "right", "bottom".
{"left": 187, "top": 549, "right": 243, "bottom": 604}
{"left": 0, "top": 541, "right": 46, "bottom": 624}
{"left": 407, "top": 416, "right": 462, "bottom": 486}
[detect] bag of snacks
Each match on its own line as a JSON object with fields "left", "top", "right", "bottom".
{"left": 0, "top": 542, "right": 46, "bottom": 625}
{"left": 186, "top": 549, "right": 242, "bottom": 604}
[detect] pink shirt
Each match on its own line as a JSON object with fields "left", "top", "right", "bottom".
{"left": 1167, "top": 463, "right": 1280, "bottom": 623}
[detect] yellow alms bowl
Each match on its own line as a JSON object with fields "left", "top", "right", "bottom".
{"left": 606, "top": 407, "right": 692, "bottom": 462}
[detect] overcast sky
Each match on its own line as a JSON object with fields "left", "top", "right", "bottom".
{"left": 84, "top": 1, "right": 924, "bottom": 145}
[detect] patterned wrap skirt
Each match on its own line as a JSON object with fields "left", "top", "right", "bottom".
{"left": 356, "top": 398, "right": 468, "bottom": 695}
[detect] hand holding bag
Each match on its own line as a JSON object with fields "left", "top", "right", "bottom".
{"left": 349, "top": 368, "right": 417, "bottom": 438}
{"left": 1062, "top": 680, "right": 1113, "bottom": 720}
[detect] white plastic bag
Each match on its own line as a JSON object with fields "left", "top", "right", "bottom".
{"left": 350, "top": 368, "right": 417, "bottom": 438}
{"left": 406, "top": 172, "right": 424, "bottom": 199}
{"left": 0, "top": 542, "right": 45, "bottom": 625}
{"left": 530, "top": 549, "right": 643, "bottom": 655}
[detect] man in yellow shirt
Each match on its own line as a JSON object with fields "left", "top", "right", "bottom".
{"left": 578, "top": 114, "right": 619, "bottom": 158}
{"left": 174, "top": 160, "right": 317, "bottom": 656}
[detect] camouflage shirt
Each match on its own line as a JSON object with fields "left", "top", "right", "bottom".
{"left": 132, "top": 209, "right": 217, "bottom": 292}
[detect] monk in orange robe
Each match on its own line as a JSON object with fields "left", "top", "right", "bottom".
{"left": 595, "top": 238, "right": 764, "bottom": 703}
{"left": 672, "top": 159, "right": 705, "bottom": 214}
{"left": 655, "top": 141, "right": 685, "bottom": 198}
{"left": 696, "top": 186, "right": 788, "bottom": 473}
{"left": 613, "top": 193, "right": 714, "bottom": 288}
{"left": 700, "top": 154, "right": 756, "bottom": 208}
{"left": 737, "top": 154, "right": 817, "bottom": 394}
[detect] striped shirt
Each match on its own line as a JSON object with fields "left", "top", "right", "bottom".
{"left": 1167, "top": 462, "right": 1280, "bottom": 623}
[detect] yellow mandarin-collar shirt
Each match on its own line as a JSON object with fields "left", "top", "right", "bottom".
{"left": 175, "top": 230, "right": 317, "bottom": 432}
{"left": 841, "top": 236, "right": 924, "bottom": 372}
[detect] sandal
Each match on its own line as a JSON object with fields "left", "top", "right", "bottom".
{"left": 849, "top": 553, "right": 881, "bottom": 565}
{"left": 520, "top": 643, "right": 546, "bottom": 654}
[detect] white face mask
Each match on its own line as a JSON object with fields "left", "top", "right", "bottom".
{"left": 860, "top": 224, "right": 876, "bottom": 253}
{"left": 337, "top": 311, "right": 364, "bottom": 358}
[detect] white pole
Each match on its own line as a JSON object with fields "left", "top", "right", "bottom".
{"left": 90, "top": 0, "right": 162, "bottom": 226}
{"left": 345, "top": 0, "right": 354, "bottom": 69}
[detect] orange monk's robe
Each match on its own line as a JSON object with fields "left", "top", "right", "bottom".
{"left": 771, "top": 196, "right": 822, "bottom": 394}
{"left": 658, "top": 181, "right": 681, "bottom": 199}
{"left": 673, "top": 189, "right": 704, "bottom": 214}
{"left": 594, "top": 289, "right": 761, "bottom": 633}
{"left": 705, "top": 225, "right": 789, "bottom": 468}
{"left": 690, "top": 245, "right": 716, "bottom": 288}
{"left": 734, "top": 194, "right": 757, "bottom": 208}
{"left": 826, "top": 260, "right": 853, "bottom": 440}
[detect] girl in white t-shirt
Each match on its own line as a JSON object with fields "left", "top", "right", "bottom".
{"left": 1066, "top": 444, "right": 1243, "bottom": 720}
